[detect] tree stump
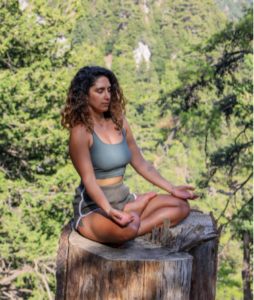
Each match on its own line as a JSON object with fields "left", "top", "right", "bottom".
{"left": 56, "top": 211, "right": 222, "bottom": 300}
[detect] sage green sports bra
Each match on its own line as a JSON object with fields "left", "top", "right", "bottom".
{"left": 89, "top": 126, "right": 131, "bottom": 179}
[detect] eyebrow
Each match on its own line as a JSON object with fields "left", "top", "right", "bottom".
{"left": 95, "top": 86, "right": 111, "bottom": 90}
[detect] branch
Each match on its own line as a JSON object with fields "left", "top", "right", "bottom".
{"left": 224, "top": 196, "right": 253, "bottom": 226}
{"left": 234, "top": 125, "right": 249, "bottom": 163}
{"left": 218, "top": 173, "right": 253, "bottom": 221}
{"left": 235, "top": 125, "right": 249, "bottom": 145}
{"left": 163, "top": 119, "right": 180, "bottom": 149}
{"left": 0, "top": 167, "right": 11, "bottom": 177}
{"left": 2, "top": 291, "right": 15, "bottom": 300}
{"left": 19, "top": 288, "right": 33, "bottom": 293}
{"left": 212, "top": 94, "right": 236, "bottom": 106}
{"left": 4, "top": 149, "right": 24, "bottom": 159}
{"left": 39, "top": 273, "right": 53, "bottom": 300}
{"left": 0, "top": 59, "right": 14, "bottom": 74}
{"left": 224, "top": 50, "right": 252, "bottom": 57}
{"left": 26, "top": 89, "right": 40, "bottom": 94}
{"left": 9, "top": 123, "right": 27, "bottom": 128}
{"left": 24, "top": 134, "right": 52, "bottom": 141}
{"left": 212, "top": 53, "right": 245, "bottom": 70}
{"left": 0, "top": 267, "right": 32, "bottom": 285}
{"left": 218, "top": 232, "right": 237, "bottom": 258}
{"left": 43, "top": 264, "right": 55, "bottom": 276}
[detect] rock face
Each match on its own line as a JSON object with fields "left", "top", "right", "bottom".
{"left": 133, "top": 42, "right": 151, "bottom": 66}
{"left": 56, "top": 211, "right": 222, "bottom": 300}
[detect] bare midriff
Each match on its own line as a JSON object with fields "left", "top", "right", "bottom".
{"left": 96, "top": 175, "right": 123, "bottom": 186}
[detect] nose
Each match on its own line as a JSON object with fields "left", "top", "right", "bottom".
{"left": 105, "top": 90, "right": 111, "bottom": 100}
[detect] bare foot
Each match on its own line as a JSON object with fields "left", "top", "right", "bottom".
{"left": 124, "top": 192, "right": 157, "bottom": 216}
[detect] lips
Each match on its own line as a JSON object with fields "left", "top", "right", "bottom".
{"left": 102, "top": 103, "right": 109, "bottom": 106}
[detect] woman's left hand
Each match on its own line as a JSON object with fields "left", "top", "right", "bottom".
{"left": 173, "top": 186, "right": 200, "bottom": 200}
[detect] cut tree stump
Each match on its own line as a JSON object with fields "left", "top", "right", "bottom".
{"left": 56, "top": 211, "right": 222, "bottom": 300}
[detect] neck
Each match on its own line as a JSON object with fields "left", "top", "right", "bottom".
{"left": 89, "top": 109, "right": 105, "bottom": 123}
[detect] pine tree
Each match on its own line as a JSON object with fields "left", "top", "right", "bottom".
{"left": 157, "top": 7, "right": 253, "bottom": 298}
{"left": 0, "top": 0, "right": 81, "bottom": 298}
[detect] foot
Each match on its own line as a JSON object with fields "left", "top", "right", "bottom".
{"left": 124, "top": 192, "right": 157, "bottom": 215}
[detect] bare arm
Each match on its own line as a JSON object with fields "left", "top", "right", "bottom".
{"left": 123, "top": 118, "right": 175, "bottom": 194}
{"left": 69, "top": 125, "right": 112, "bottom": 213}
{"left": 124, "top": 118, "right": 200, "bottom": 200}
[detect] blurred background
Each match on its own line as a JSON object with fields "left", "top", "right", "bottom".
{"left": 0, "top": 0, "right": 253, "bottom": 298}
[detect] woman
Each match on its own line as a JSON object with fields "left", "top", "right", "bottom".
{"left": 61, "top": 66, "right": 200, "bottom": 248}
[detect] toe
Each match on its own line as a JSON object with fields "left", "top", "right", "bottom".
{"left": 146, "top": 192, "right": 157, "bottom": 199}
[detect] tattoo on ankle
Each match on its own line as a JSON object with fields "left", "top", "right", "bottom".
{"left": 148, "top": 166, "right": 154, "bottom": 171}
{"left": 78, "top": 218, "right": 84, "bottom": 228}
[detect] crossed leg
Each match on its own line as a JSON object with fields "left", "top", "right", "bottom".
{"left": 77, "top": 209, "right": 140, "bottom": 245}
{"left": 77, "top": 193, "right": 156, "bottom": 246}
{"left": 77, "top": 192, "right": 190, "bottom": 246}
{"left": 136, "top": 193, "right": 190, "bottom": 236}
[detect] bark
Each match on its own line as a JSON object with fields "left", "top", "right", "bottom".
{"left": 55, "top": 220, "right": 72, "bottom": 300}
{"left": 56, "top": 212, "right": 221, "bottom": 300}
{"left": 242, "top": 230, "right": 252, "bottom": 300}
{"left": 64, "top": 229, "right": 193, "bottom": 300}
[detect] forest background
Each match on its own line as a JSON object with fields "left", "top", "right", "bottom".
{"left": 0, "top": 0, "right": 253, "bottom": 299}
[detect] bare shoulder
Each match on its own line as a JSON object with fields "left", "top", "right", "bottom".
{"left": 122, "top": 116, "right": 136, "bottom": 142}
{"left": 68, "top": 124, "right": 95, "bottom": 180}
{"left": 122, "top": 116, "right": 132, "bottom": 134}
{"left": 69, "top": 124, "right": 92, "bottom": 147}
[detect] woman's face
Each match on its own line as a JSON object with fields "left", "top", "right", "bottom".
{"left": 86, "top": 76, "right": 111, "bottom": 113}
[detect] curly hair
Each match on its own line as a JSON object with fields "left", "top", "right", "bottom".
{"left": 61, "top": 66, "right": 127, "bottom": 133}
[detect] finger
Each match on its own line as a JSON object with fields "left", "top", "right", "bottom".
{"left": 189, "top": 194, "right": 200, "bottom": 200}
{"left": 119, "top": 213, "right": 131, "bottom": 224}
{"left": 130, "top": 214, "right": 135, "bottom": 221}
{"left": 186, "top": 186, "right": 195, "bottom": 190}
{"left": 112, "top": 216, "right": 126, "bottom": 226}
{"left": 113, "top": 211, "right": 122, "bottom": 218}
{"left": 113, "top": 212, "right": 123, "bottom": 220}
{"left": 119, "top": 218, "right": 132, "bottom": 226}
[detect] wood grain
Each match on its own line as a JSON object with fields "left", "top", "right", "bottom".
{"left": 65, "top": 229, "right": 193, "bottom": 300}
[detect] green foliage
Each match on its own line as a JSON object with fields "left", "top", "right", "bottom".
{"left": 0, "top": 0, "right": 82, "bottom": 298}
{"left": 0, "top": 0, "right": 252, "bottom": 298}
{"left": 157, "top": 7, "right": 253, "bottom": 298}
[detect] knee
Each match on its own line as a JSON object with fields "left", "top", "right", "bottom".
{"left": 122, "top": 212, "right": 140, "bottom": 242}
{"left": 179, "top": 199, "right": 190, "bottom": 218}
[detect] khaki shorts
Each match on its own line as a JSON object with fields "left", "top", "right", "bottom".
{"left": 72, "top": 179, "right": 137, "bottom": 229}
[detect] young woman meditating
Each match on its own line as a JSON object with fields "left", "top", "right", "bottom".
{"left": 61, "top": 66, "right": 200, "bottom": 248}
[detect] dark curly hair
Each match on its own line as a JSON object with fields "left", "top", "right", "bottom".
{"left": 61, "top": 66, "right": 127, "bottom": 133}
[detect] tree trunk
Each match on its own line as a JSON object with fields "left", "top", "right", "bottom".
{"left": 56, "top": 211, "right": 221, "bottom": 300}
{"left": 65, "top": 231, "right": 193, "bottom": 300}
{"left": 189, "top": 239, "right": 218, "bottom": 300}
{"left": 242, "top": 230, "right": 252, "bottom": 300}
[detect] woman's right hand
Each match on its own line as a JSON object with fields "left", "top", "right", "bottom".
{"left": 108, "top": 208, "right": 135, "bottom": 226}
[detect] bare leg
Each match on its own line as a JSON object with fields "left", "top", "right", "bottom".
{"left": 137, "top": 194, "right": 190, "bottom": 236}
{"left": 77, "top": 193, "right": 189, "bottom": 246}
{"left": 123, "top": 192, "right": 157, "bottom": 216}
{"left": 77, "top": 209, "right": 140, "bottom": 246}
